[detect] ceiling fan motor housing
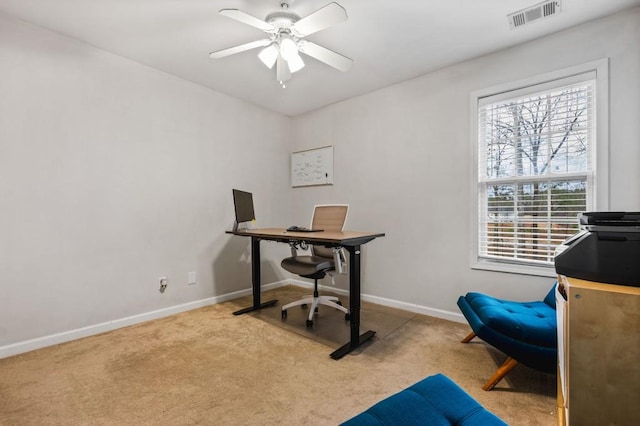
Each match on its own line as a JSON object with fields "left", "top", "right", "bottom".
{"left": 265, "top": 11, "right": 300, "bottom": 29}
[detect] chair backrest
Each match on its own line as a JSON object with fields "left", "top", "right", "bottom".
{"left": 543, "top": 283, "right": 557, "bottom": 309}
{"left": 310, "top": 204, "right": 348, "bottom": 258}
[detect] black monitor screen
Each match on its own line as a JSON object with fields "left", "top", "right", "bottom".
{"left": 232, "top": 189, "right": 255, "bottom": 225}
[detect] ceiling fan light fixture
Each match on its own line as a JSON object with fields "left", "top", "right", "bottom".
{"left": 258, "top": 43, "right": 279, "bottom": 69}
{"left": 279, "top": 36, "right": 298, "bottom": 61}
{"left": 287, "top": 52, "right": 305, "bottom": 73}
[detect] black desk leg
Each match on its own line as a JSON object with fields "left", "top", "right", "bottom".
{"left": 233, "top": 236, "right": 278, "bottom": 316}
{"left": 330, "top": 244, "right": 376, "bottom": 359}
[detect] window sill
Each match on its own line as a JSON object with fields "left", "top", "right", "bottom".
{"left": 471, "top": 260, "right": 557, "bottom": 278}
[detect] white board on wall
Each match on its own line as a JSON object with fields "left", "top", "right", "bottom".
{"left": 291, "top": 145, "right": 334, "bottom": 187}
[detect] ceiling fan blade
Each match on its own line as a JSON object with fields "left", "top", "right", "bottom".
{"left": 209, "top": 39, "right": 271, "bottom": 59}
{"left": 298, "top": 41, "right": 352, "bottom": 72}
{"left": 219, "top": 9, "right": 275, "bottom": 32}
{"left": 291, "top": 2, "right": 347, "bottom": 37}
{"left": 276, "top": 55, "right": 291, "bottom": 82}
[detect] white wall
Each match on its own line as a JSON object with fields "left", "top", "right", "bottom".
{"left": 290, "top": 9, "right": 640, "bottom": 315}
{"left": 0, "top": 13, "right": 292, "bottom": 349}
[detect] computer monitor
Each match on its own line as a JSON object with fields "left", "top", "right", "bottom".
{"left": 232, "top": 189, "right": 255, "bottom": 232}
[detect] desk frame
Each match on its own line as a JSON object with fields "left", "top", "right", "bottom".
{"left": 226, "top": 228, "right": 385, "bottom": 360}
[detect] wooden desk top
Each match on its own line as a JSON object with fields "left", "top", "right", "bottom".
{"left": 227, "top": 228, "right": 385, "bottom": 247}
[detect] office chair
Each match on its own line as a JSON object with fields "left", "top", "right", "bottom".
{"left": 281, "top": 204, "right": 350, "bottom": 328}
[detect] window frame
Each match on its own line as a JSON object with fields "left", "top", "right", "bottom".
{"left": 469, "top": 59, "right": 609, "bottom": 277}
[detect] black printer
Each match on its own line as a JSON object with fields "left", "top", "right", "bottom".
{"left": 554, "top": 212, "right": 640, "bottom": 287}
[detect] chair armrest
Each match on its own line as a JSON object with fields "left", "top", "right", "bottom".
{"left": 333, "top": 247, "right": 347, "bottom": 274}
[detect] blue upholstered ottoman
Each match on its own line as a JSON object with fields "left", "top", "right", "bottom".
{"left": 341, "top": 374, "right": 506, "bottom": 425}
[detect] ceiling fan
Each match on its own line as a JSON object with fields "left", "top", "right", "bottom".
{"left": 209, "top": 1, "right": 352, "bottom": 87}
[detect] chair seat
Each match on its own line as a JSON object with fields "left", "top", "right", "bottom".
{"left": 281, "top": 255, "right": 333, "bottom": 277}
{"left": 460, "top": 293, "right": 556, "bottom": 347}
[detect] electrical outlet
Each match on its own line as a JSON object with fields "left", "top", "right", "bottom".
{"left": 159, "top": 277, "right": 168, "bottom": 293}
{"left": 188, "top": 271, "right": 196, "bottom": 285}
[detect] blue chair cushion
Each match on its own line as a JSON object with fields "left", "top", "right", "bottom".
{"left": 457, "top": 284, "right": 557, "bottom": 373}
{"left": 461, "top": 293, "right": 556, "bottom": 347}
{"left": 341, "top": 374, "right": 506, "bottom": 426}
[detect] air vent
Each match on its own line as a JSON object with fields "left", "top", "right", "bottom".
{"left": 508, "top": 0, "right": 562, "bottom": 29}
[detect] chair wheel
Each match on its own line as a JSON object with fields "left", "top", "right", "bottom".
{"left": 306, "top": 319, "right": 313, "bottom": 328}
{"left": 345, "top": 313, "right": 350, "bottom": 321}
{"left": 281, "top": 309, "right": 287, "bottom": 319}
{"left": 301, "top": 304, "right": 308, "bottom": 309}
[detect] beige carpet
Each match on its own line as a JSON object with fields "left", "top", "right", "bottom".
{"left": 0, "top": 286, "right": 556, "bottom": 425}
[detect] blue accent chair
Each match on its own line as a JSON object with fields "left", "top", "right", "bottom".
{"left": 341, "top": 373, "right": 506, "bottom": 425}
{"left": 457, "top": 284, "right": 557, "bottom": 390}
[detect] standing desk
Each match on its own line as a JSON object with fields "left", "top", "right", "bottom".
{"left": 226, "top": 228, "right": 385, "bottom": 359}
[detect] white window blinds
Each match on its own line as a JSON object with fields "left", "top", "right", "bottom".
{"left": 477, "top": 77, "right": 595, "bottom": 266}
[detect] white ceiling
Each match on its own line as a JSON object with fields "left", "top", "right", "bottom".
{"left": 1, "top": 0, "right": 638, "bottom": 116}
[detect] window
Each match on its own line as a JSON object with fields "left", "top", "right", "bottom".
{"left": 471, "top": 61, "right": 608, "bottom": 276}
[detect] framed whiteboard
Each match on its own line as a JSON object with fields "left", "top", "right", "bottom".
{"left": 291, "top": 145, "right": 334, "bottom": 187}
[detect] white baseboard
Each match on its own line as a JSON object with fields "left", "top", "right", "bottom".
{"left": 289, "top": 279, "right": 466, "bottom": 323}
{"left": 0, "top": 279, "right": 462, "bottom": 359}
{"left": 0, "top": 280, "right": 290, "bottom": 360}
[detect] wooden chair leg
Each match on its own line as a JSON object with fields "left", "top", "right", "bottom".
{"left": 461, "top": 331, "right": 476, "bottom": 343}
{"left": 482, "top": 357, "right": 519, "bottom": 391}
